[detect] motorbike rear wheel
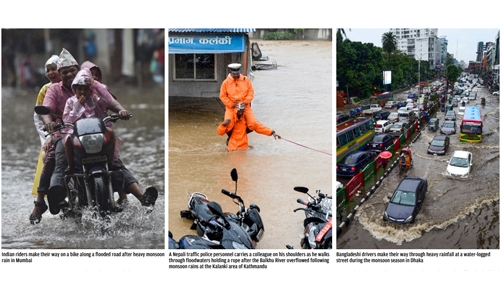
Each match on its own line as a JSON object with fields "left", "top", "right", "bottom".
{"left": 93, "top": 176, "right": 110, "bottom": 217}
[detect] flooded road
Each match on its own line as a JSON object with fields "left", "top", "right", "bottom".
{"left": 337, "top": 87, "right": 499, "bottom": 249}
{"left": 168, "top": 40, "right": 332, "bottom": 249}
{"left": 1, "top": 84, "right": 165, "bottom": 249}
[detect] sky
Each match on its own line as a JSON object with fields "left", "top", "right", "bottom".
{"left": 342, "top": 28, "right": 499, "bottom": 64}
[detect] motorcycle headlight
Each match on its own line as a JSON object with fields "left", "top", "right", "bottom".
{"left": 307, "top": 225, "right": 318, "bottom": 248}
{"left": 255, "top": 228, "right": 264, "bottom": 242}
{"left": 79, "top": 133, "right": 104, "bottom": 154}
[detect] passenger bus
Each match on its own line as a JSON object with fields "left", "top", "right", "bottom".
{"left": 370, "top": 92, "right": 394, "bottom": 107}
{"left": 337, "top": 118, "right": 374, "bottom": 163}
{"left": 460, "top": 106, "right": 482, "bottom": 143}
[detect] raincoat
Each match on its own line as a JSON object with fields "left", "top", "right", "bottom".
{"left": 35, "top": 55, "right": 60, "bottom": 145}
{"left": 219, "top": 73, "right": 257, "bottom": 128}
{"left": 217, "top": 111, "right": 273, "bottom": 152}
{"left": 62, "top": 68, "right": 122, "bottom": 159}
{"left": 81, "top": 61, "right": 117, "bottom": 99}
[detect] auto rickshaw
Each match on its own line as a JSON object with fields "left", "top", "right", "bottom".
{"left": 428, "top": 118, "right": 439, "bottom": 131}
{"left": 399, "top": 148, "right": 412, "bottom": 172}
{"left": 481, "top": 97, "right": 486, "bottom": 105}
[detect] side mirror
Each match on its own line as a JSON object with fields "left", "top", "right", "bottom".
{"left": 230, "top": 168, "right": 238, "bottom": 182}
{"left": 34, "top": 106, "right": 51, "bottom": 115}
{"left": 294, "top": 186, "right": 309, "bottom": 194}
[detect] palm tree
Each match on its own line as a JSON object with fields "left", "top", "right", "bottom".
{"left": 337, "top": 28, "right": 350, "bottom": 44}
{"left": 381, "top": 32, "right": 397, "bottom": 63}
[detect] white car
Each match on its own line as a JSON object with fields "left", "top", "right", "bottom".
{"left": 445, "top": 150, "right": 472, "bottom": 179}
{"left": 374, "top": 120, "right": 393, "bottom": 133}
{"left": 493, "top": 91, "right": 499, "bottom": 96}
{"left": 458, "top": 106, "right": 465, "bottom": 115}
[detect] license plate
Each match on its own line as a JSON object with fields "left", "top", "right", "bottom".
{"left": 373, "top": 145, "right": 376, "bottom": 148}
{"left": 81, "top": 155, "right": 107, "bottom": 164}
{"left": 342, "top": 168, "right": 347, "bottom": 171}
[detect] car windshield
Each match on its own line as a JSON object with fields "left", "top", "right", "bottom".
{"left": 443, "top": 123, "right": 453, "bottom": 128}
{"left": 390, "top": 190, "right": 416, "bottom": 206}
{"left": 431, "top": 139, "right": 445, "bottom": 146}
{"left": 392, "top": 124, "right": 402, "bottom": 129}
{"left": 373, "top": 135, "right": 385, "bottom": 142}
{"left": 450, "top": 157, "right": 468, "bottom": 167}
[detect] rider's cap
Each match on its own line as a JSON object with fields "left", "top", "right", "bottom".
{"left": 71, "top": 69, "right": 92, "bottom": 90}
{"left": 57, "top": 48, "right": 79, "bottom": 70}
{"left": 228, "top": 63, "right": 241, "bottom": 74}
{"left": 45, "top": 55, "right": 59, "bottom": 68}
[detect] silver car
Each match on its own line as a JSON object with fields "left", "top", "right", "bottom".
{"left": 388, "top": 121, "right": 409, "bottom": 137}
{"left": 440, "top": 120, "right": 456, "bottom": 135}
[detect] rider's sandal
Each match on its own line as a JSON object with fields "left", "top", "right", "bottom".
{"left": 141, "top": 187, "right": 158, "bottom": 207}
{"left": 29, "top": 201, "right": 48, "bottom": 225}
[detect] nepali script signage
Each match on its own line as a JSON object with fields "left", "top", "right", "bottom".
{"left": 169, "top": 34, "right": 246, "bottom": 54}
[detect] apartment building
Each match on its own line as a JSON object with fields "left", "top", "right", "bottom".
{"left": 390, "top": 28, "right": 443, "bottom": 70}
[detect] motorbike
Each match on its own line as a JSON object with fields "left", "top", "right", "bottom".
{"left": 288, "top": 186, "right": 332, "bottom": 249}
{"left": 399, "top": 147, "right": 413, "bottom": 172}
{"left": 35, "top": 105, "right": 128, "bottom": 219}
{"left": 169, "top": 202, "right": 254, "bottom": 249}
{"left": 179, "top": 168, "right": 264, "bottom": 249}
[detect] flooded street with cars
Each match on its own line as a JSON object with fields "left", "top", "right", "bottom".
{"left": 337, "top": 83, "right": 499, "bottom": 249}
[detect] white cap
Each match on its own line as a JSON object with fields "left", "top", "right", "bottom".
{"left": 45, "top": 55, "right": 59, "bottom": 68}
{"left": 57, "top": 48, "right": 78, "bottom": 70}
{"left": 228, "top": 63, "right": 241, "bottom": 73}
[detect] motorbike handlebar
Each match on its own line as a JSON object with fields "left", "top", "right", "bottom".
{"left": 296, "top": 198, "right": 309, "bottom": 206}
{"left": 221, "top": 189, "right": 234, "bottom": 198}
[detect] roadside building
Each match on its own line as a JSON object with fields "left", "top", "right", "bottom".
{"left": 168, "top": 28, "right": 255, "bottom": 101}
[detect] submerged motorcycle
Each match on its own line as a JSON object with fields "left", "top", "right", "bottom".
{"left": 178, "top": 168, "right": 264, "bottom": 249}
{"left": 35, "top": 105, "right": 128, "bottom": 219}
{"left": 290, "top": 186, "right": 332, "bottom": 249}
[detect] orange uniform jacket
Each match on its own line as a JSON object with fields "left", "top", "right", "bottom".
{"left": 219, "top": 74, "right": 258, "bottom": 127}
{"left": 219, "top": 74, "right": 254, "bottom": 107}
{"left": 217, "top": 113, "right": 273, "bottom": 152}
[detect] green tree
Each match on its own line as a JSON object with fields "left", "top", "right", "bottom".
{"left": 445, "top": 64, "right": 460, "bottom": 84}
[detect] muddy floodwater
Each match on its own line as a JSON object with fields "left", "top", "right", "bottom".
{"left": 337, "top": 87, "right": 499, "bottom": 249}
{"left": 1, "top": 84, "right": 165, "bottom": 249}
{"left": 169, "top": 40, "right": 333, "bottom": 249}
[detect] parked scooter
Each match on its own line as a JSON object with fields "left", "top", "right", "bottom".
{"left": 35, "top": 105, "right": 128, "bottom": 219}
{"left": 179, "top": 168, "right": 264, "bottom": 248}
{"left": 288, "top": 186, "right": 332, "bottom": 249}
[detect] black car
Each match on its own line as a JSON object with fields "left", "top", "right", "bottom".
{"left": 373, "top": 110, "right": 390, "bottom": 121}
{"left": 336, "top": 151, "right": 377, "bottom": 177}
{"left": 366, "top": 133, "right": 395, "bottom": 152}
{"left": 444, "top": 110, "right": 456, "bottom": 121}
{"left": 383, "top": 176, "right": 428, "bottom": 224}
{"left": 396, "top": 101, "right": 407, "bottom": 109}
{"left": 427, "top": 135, "right": 450, "bottom": 155}
{"left": 336, "top": 113, "right": 350, "bottom": 124}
